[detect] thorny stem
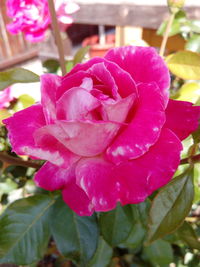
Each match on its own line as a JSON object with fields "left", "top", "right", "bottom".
{"left": 48, "top": 0, "right": 66, "bottom": 76}
{"left": 0, "top": 152, "right": 41, "bottom": 169}
{"left": 180, "top": 154, "right": 200, "bottom": 165}
{"left": 159, "top": 12, "right": 175, "bottom": 57}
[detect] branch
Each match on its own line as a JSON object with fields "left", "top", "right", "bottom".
{"left": 48, "top": 0, "right": 66, "bottom": 76}
{"left": 180, "top": 154, "right": 200, "bottom": 165}
{"left": 0, "top": 152, "right": 41, "bottom": 169}
{"left": 159, "top": 12, "right": 175, "bottom": 57}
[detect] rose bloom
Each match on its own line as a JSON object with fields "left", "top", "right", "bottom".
{"left": 6, "top": 0, "right": 79, "bottom": 42}
{"left": 0, "top": 87, "right": 14, "bottom": 109}
{"left": 3, "top": 46, "right": 200, "bottom": 216}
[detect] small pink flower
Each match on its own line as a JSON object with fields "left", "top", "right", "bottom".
{"left": 6, "top": 0, "right": 79, "bottom": 42}
{"left": 55, "top": 0, "right": 79, "bottom": 31}
{"left": 0, "top": 87, "right": 14, "bottom": 109}
{"left": 3, "top": 46, "right": 200, "bottom": 216}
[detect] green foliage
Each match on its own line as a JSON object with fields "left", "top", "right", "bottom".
{"left": 158, "top": 9, "right": 200, "bottom": 58}
{"left": 0, "top": 194, "right": 55, "bottom": 265}
{"left": 0, "top": 178, "right": 17, "bottom": 199}
{"left": 99, "top": 204, "right": 134, "bottom": 246}
{"left": 157, "top": 10, "right": 186, "bottom": 37}
{"left": 147, "top": 168, "right": 194, "bottom": 243}
{"left": 186, "top": 34, "right": 200, "bottom": 53}
{"left": 143, "top": 240, "right": 173, "bottom": 266}
{"left": 42, "top": 59, "right": 60, "bottom": 73}
{"left": 166, "top": 51, "right": 200, "bottom": 80}
{"left": 88, "top": 237, "right": 113, "bottom": 267}
{"left": 51, "top": 197, "right": 99, "bottom": 266}
{"left": 194, "top": 163, "right": 200, "bottom": 203}
{"left": 0, "top": 8, "right": 200, "bottom": 267}
{"left": 13, "top": 94, "right": 35, "bottom": 111}
{"left": 174, "top": 82, "right": 200, "bottom": 103}
{"left": 42, "top": 47, "right": 90, "bottom": 75}
{"left": 177, "top": 221, "right": 200, "bottom": 250}
{"left": 73, "top": 46, "right": 90, "bottom": 66}
{"left": 0, "top": 68, "right": 39, "bottom": 90}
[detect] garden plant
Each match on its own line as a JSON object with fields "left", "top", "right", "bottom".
{"left": 0, "top": 0, "right": 200, "bottom": 266}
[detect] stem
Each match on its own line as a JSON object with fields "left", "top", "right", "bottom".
{"left": 159, "top": 12, "right": 175, "bottom": 57}
{"left": 0, "top": 152, "right": 41, "bottom": 169}
{"left": 180, "top": 154, "right": 200, "bottom": 165}
{"left": 48, "top": 0, "right": 66, "bottom": 76}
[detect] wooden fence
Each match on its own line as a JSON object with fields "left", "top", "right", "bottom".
{"left": 0, "top": 0, "right": 38, "bottom": 70}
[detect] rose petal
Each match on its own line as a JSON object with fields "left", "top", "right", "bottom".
{"left": 25, "top": 30, "right": 46, "bottom": 43}
{"left": 165, "top": 99, "right": 200, "bottom": 140}
{"left": 101, "top": 93, "right": 136, "bottom": 123}
{"left": 6, "top": 20, "right": 21, "bottom": 34}
{"left": 106, "top": 83, "right": 166, "bottom": 165}
{"left": 57, "top": 71, "right": 92, "bottom": 99}
{"left": 0, "top": 87, "right": 13, "bottom": 109}
{"left": 34, "top": 161, "right": 70, "bottom": 191}
{"left": 87, "top": 62, "right": 120, "bottom": 99}
{"left": 80, "top": 77, "right": 93, "bottom": 91}
{"left": 105, "top": 46, "right": 170, "bottom": 107}
{"left": 69, "top": 57, "right": 137, "bottom": 98}
{"left": 34, "top": 161, "right": 93, "bottom": 216}
{"left": 41, "top": 74, "right": 62, "bottom": 123}
{"left": 57, "top": 120, "right": 121, "bottom": 156}
{"left": 62, "top": 182, "right": 94, "bottom": 216}
{"left": 3, "top": 104, "right": 45, "bottom": 156}
{"left": 33, "top": 126, "right": 80, "bottom": 168}
{"left": 115, "top": 128, "right": 182, "bottom": 205}
{"left": 76, "top": 157, "right": 118, "bottom": 211}
{"left": 101, "top": 59, "right": 137, "bottom": 98}
{"left": 76, "top": 128, "right": 182, "bottom": 212}
{"left": 56, "top": 87, "right": 100, "bottom": 120}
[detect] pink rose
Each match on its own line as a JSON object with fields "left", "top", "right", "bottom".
{"left": 0, "top": 87, "right": 14, "bottom": 109}
{"left": 6, "top": 0, "right": 79, "bottom": 42}
{"left": 3, "top": 46, "right": 200, "bottom": 216}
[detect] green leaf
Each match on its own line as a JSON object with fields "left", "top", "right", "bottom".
{"left": 50, "top": 197, "right": 99, "bottom": 265}
{"left": 147, "top": 168, "right": 194, "bottom": 243}
{"left": 0, "top": 109, "right": 11, "bottom": 125}
{"left": 122, "top": 222, "right": 146, "bottom": 250}
{"left": 163, "top": 232, "right": 179, "bottom": 244}
{"left": 143, "top": 240, "right": 173, "bottom": 266}
{"left": 176, "top": 82, "right": 200, "bottom": 103}
{"left": 194, "top": 163, "right": 200, "bottom": 203}
{"left": 73, "top": 46, "right": 90, "bottom": 66}
{"left": 157, "top": 19, "right": 181, "bottom": 37}
{"left": 0, "top": 179, "right": 17, "bottom": 198}
{"left": 137, "top": 200, "right": 151, "bottom": 228}
{"left": 66, "top": 60, "right": 74, "bottom": 73}
{"left": 166, "top": 51, "right": 200, "bottom": 80}
{"left": 0, "top": 68, "right": 39, "bottom": 90}
{"left": 0, "top": 194, "right": 55, "bottom": 265}
{"left": 14, "top": 94, "right": 35, "bottom": 111}
{"left": 192, "top": 124, "right": 200, "bottom": 144}
{"left": 177, "top": 221, "right": 200, "bottom": 250}
{"left": 99, "top": 204, "right": 133, "bottom": 246}
{"left": 88, "top": 237, "right": 112, "bottom": 267}
{"left": 42, "top": 59, "right": 60, "bottom": 73}
{"left": 120, "top": 202, "right": 150, "bottom": 250}
{"left": 185, "top": 34, "right": 200, "bottom": 53}
{"left": 157, "top": 10, "right": 186, "bottom": 37}
{"left": 188, "top": 20, "right": 200, "bottom": 34}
